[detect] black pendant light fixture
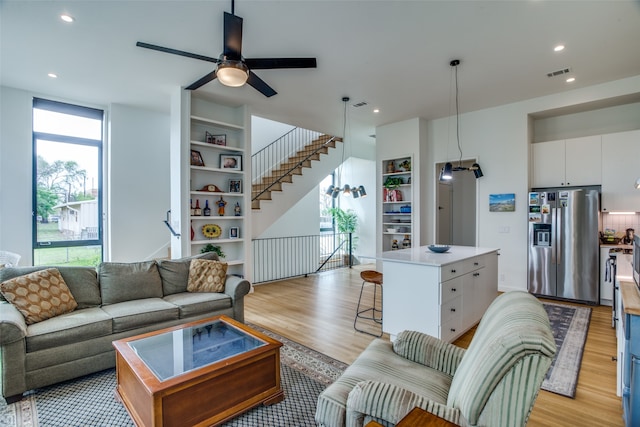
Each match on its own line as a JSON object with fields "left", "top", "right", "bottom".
{"left": 439, "top": 59, "right": 484, "bottom": 181}
{"left": 329, "top": 97, "right": 367, "bottom": 198}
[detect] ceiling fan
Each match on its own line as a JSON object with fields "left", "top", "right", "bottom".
{"left": 136, "top": 0, "right": 317, "bottom": 97}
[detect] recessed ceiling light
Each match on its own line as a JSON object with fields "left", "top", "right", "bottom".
{"left": 373, "top": 108, "right": 380, "bottom": 113}
{"left": 60, "top": 14, "right": 74, "bottom": 23}
{"left": 566, "top": 77, "right": 576, "bottom": 83}
{"left": 554, "top": 44, "right": 565, "bottom": 52}
{"left": 47, "top": 73, "right": 58, "bottom": 78}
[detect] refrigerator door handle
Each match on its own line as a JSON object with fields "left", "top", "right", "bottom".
{"left": 556, "top": 206, "right": 562, "bottom": 265}
{"left": 551, "top": 207, "right": 556, "bottom": 264}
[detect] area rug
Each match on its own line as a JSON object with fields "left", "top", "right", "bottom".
{"left": 0, "top": 324, "right": 347, "bottom": 427}
{"left": 541, "top": 301, "right": 592, "bottom": 398}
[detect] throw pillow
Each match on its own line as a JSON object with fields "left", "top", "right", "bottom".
{"left": 187, "top": 259, "right": 227, "bottom": 293}
{"left": 0, "top": 268, "right": 78, "bottom": 324}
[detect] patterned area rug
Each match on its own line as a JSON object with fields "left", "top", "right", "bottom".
{"left": 0, "top": 324, "right": 347, "bottom": 427}
{"left": 541, "top": 301, "right": 592, "bottom": 398}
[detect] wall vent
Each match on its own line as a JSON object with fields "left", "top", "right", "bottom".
{"left": 546, "top": 67, "right": 571, "bottom": 78}
{"left": 352, "top": 101, "right": 368, "bottom": 108}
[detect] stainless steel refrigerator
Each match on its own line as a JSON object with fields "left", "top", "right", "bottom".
{"left": 528, "top": 187, "right": 600, "bottom": 303}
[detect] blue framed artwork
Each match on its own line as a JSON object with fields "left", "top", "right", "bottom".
{"left": 489, "top": 193, "right": 516, "bottom": 212}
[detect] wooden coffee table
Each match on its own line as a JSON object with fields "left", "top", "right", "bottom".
{"left": 113, "top": 315, "right": 283, "bottom": 427}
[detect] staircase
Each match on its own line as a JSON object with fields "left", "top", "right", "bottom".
{"left": 252, "top": 134, "right": 341, "bottom": 210}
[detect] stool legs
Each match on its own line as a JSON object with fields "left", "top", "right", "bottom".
{"left": 354, "top": 279, "right": 383, "bottom": 337}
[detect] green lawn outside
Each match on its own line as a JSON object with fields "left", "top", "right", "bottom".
{"left": 35, "top": 223, "right": 102, "bottom": 267}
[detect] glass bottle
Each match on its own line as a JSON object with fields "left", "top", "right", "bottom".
{"left": 203, "top": 200, "right": 211, "bottom": 216}
{"left": 194, "top": 199, "right": 202, "bottom": 216}
{"left": 190, "top": 199, "right": 195, "bottom": 216}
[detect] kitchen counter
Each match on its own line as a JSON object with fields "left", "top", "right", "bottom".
{"left": 380, "top": 245, "right": 499, "bottom": 266}
{"left": 601, "top": 243, "right": 633, "bottom": 250}
{"left": 619, "top": 254, "right": 640, "bottom": 315}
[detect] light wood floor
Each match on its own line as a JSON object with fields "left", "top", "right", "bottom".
{"left": 245, "top": 264, "right": 624, "bottom": 427}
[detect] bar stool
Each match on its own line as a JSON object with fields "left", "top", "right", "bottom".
{"left": 354, "top": 270, "right": 383, "bottom": 337}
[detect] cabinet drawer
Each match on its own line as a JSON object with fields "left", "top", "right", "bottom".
{"left": 441, "top": 295, "right": 462, "bottom": 325}
{"left": 441, "top": 316, "right": 463, "bottom": 343}
{"left": 441, "top": 276, "right": 463, "bottom": 303}
{"left": 441, "top": 256, "right": 484, "bottom": 282}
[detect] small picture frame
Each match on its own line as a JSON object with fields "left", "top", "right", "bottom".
{"left": 229, "top": 227, "right": 239, "bottom": 239}
{"left": 206, "top": 132, "right": 226, "bottom": 146}
{"left": 229, "top": 179, "right": 242, "bottom": 193}
{"left": 190, "top": 150, "right": 205, "bottom": 167}
{"left": 220, "top": 154, "right": 242, "bottom": 170}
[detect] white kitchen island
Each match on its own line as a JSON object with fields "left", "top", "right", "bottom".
{"left": 381, "top": 245, "right": 499, "bottom": 341}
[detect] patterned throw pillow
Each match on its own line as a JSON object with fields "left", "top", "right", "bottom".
{"left": 187, "top": 259, "right": 227, "bottom": 293}
{"left": 0, "top": 268, "right": 78, "bottom": 324}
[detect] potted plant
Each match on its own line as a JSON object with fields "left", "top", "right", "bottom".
{"left": 325, "top": 207, "right": 359, "bottom": 264}
{"left": 200, "top": 243, "right": 226, "bottom": 258}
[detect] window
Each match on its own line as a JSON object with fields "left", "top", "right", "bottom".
{"left": 32, "top": 98, "right": 103, "bottom": 266}
{"left": 319, "top": 173, "right": 335, "bottom": 232}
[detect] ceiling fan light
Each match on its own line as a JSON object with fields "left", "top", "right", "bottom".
{"left": 217, "top": 60, "right": 249, "bottom": 87}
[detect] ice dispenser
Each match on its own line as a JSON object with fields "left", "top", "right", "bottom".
{"left": 533, "top": 223, "right": 552, "bottom": 247}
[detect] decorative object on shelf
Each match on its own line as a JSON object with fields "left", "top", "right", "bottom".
{"left": 191, "top": 224, "right": 195, "bottom": 240}
{"left": 205, "top": 131, "right": 226, "bottom": 146}
{"left": 229, "top": 227, "right": 239, "bottom": 239}
{"left": 400, "top": 205, "right": 411, "bottom": 213}
{"left": 229, "top": 179, "right": 242, "bottom": 193}
{"left": 427, "top": 244, "right": 451, "bottom": 253}
{"left": 387, "top": 228, "right": 398, "bottom": 233}
{"left": 200, "top": 243, "right": 225, "bottom": 258}
{"left": 190, "top": 150, "right": 205, "bottom": 167}
{"left": 234, "top": 202, "right": 241, "bottom": 216}
{"left": 386, "top": 161, "right": 395, "bottom": 174}
{"left": 489, "top": 193, "right": 516, "bottom": 212}
{"left": 398, "top": 159, "right": 411, "bottom": 171}
{"left": 216, "top": 196, "right": 227, "bottom": 216}
{"left": 403, "top": 234, "right": 411, "bottom": 248}
{"left": 383, "top": 176, "right": 403, "bottom": 189}
{"left": 220, "top": 154, "right": 242, "bottom": 170}
{"left": 193, "top": 200, "right": 202, "bottom": 216}
{"left": 199, "top": 184, "right": 223, "bottom": 192}
{"left": 203, "top": 200, "right": 211, "bottom": 216}
{"left": 391, "top": 240, "right": 399, "bottom": 250}
{"left": 439, "top": 59, "right": 483, "bottom": 181}
{"left": 202, "top": 224, "right": 221, "bottom": 239}
{"left": 325, "top": 97, "right": 367, "bottom": 199}
{"left": 190, "top": 199, "right": 195, "bottom": 216}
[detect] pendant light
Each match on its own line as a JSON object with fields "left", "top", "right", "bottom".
{"left": 439, "top": 59, "right": 484, "bottom": 181}
{"left": 331, "top": 97, "right": 367, "bottom": 198}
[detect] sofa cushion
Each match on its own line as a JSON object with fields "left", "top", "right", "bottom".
{"left": 163, "top": 292, "right": 232, "bottom": 318}
{"left": 0, "top": 268, "right": 78, "bottom": 325}
{"left": 100, "top": 298, "right": 179, "bottom": 333}
{"left": 25, "top": 307, "right": 112, "bottom": 352}
{"left": 187, "top": 259, "right": 227, "bottom": 293}
{"left": 98, "top": 261, "right": 163, "bottom": 305}
{"left": 157, "top": 252, "right": 219, "bottom": 295}
{"left": 0, "top": 266, "right": 101, "bottom": 309}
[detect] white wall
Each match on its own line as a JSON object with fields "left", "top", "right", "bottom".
{"left": 251, "top": 116, "right": 295, "bottom": 154}
{"left": 425, "top": 74, "right": 640, "bottom": 292}
{"left": 0, "top": 86, "right": 171, "bottom": 264}
{"left": 108, "top": 104, "right": 170, "bottom": 261}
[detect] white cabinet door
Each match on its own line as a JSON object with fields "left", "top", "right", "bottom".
{"left": 565, "top": 136, "right": 602, "bottom": 186}
{"left": 602, "top": 130, "right": 640, "bottom": 212}
{"left": 532, "top": 140, "right": 565, "bottom": 188}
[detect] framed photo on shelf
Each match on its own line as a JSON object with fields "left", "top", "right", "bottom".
{"left": 205, "top": 132, "right": 226, "bottom": 146}
{"left": 190, "top": 150, "right": 205, "bottom": 167}
{"left": 229, "top": 227, "right": 239, "bottom": 239}
{"left": 229, "top": 179, "right": 242, "bottom": 193}
{"left": 220, "top": 154, "right": 242, "bottom": 170}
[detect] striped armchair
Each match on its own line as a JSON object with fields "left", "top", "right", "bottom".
{"left": 315, "top": 291, "right": 556, "bottom": 427}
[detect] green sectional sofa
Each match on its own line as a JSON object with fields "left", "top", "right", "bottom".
{"left": 0, "top": 253, "right": 250, "bottom": 403}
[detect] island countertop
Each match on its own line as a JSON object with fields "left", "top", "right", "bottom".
{"left": 380, "top": 245, "right": 499, "bottom": 267}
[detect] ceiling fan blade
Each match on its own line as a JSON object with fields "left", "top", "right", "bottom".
{"left": 246, "top": 71, "right": 277, "bottom": 97}
{"left": 185, "top": 70, "right": 218, "bottom": 90}
{"left": 244, "top": 57, "right": 317, "bottom": 70}
{"left": 223, "top": 12, "right": 243, "bottom": 59}
{"left": 136, "top": 42, "right": 219, "bottom": 64}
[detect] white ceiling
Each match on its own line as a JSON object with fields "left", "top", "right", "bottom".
{"left": 2, "top": 1, "right": 639, "bottom": 143}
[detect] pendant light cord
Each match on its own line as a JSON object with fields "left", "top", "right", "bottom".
{"left": 454, "top": 62, "right": 463, "bottom": 168}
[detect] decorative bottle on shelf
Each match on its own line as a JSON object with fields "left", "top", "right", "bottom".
{"left": 402, "top": 234, "right": 411, "bottom": 248}
{"left": 234, "top": 202, "right": 241, "bottom": 216}
{"left": 190, "top": 199, "right": 195, "bottom": 216}
{"left": 194, "top": 199, "right": 202, "bottom": 216}
{"left": 391, "top": 239, "right": 399, "bottom": 250}
{"left": 203, "top": 200, "right": 211, "bottom": 216}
